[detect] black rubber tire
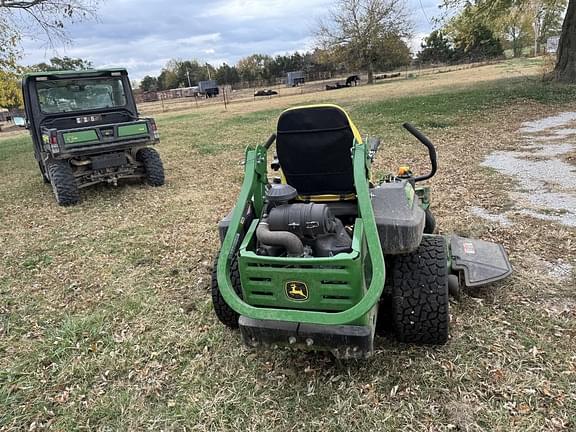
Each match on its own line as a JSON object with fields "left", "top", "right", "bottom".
{"left": 38, "top": 162, "right": 49, "bottom": 183}
{"left": 47, "top": 159, "right": 80, "bottom": 206}
{"left": 375, "top": 258, "right": 395, "bottom": 336}
{"left": 391, "top": 235, "right": 449, "bottom": 344}
{"left": 211, "top": 252, "right": 243, "bottom": 329}
{"left": 136, "top": 147, "right": 165, "bottom": 186}
{"left": 424, "top": 208, "right": 436, "bottom": 234}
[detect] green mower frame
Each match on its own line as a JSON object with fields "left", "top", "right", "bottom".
{"left": 214, "top": 104, "right": 511, "bottom": 359}
{"left": 217, "top": 140, "right": 385, "bottom": 326}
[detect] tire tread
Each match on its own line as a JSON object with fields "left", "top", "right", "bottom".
{"left": 211, "top": 253, "right": 242, "bottom": 329}
{"left": 391, "top": 236, "right": 449, "bottom": 344}
{"left": 137, "top": 147, "right": 165, "bottom": 186}
{"left": 47, "top": 159, "right": 80, "bottom": 206}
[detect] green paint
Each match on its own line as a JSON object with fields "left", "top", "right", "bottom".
{"left": 238, "top": 219, "right": 365, "bottom": 315}
{"left": 117, "top": 123, "right": 148, "bottom": 137}
{"left": 63, "top": 130, "right": 99, "bottom": 145}
{"left": 415, "top": 186, "right": 431, "bottom": 210}
{"left": 404, "top": 182, "right": 415, "bottom": 207}
{"left": 24, "top": 68, "right": 126, "bottom": 78}
{"left": 216, "top": 140, "right": 386, "bottom": 326}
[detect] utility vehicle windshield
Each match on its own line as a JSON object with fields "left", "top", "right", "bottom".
{"left": 36, "top": 77, "right": 127, "bottom": 113}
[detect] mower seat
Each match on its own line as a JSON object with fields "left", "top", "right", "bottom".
{"left": 276, "top": 105, "right": 363, "bottom": 200}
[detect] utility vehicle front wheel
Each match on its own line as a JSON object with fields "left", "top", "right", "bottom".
{"left": 211, "top": 252, "right": 243, "bottom": 329}
{"left": 47, "top": 159, "right": 80, "bottom": 206}
{"left": 137, "top": 147, "right": 165, "bottom": 186}
{"left": 391, "top": 235, "right": 449, "bottom": 344}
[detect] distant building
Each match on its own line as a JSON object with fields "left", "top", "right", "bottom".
{"left": 197, "top": 81, "right": 219, "bottom": 97}
{"left": 547, "top": 36, "right": 560, "bottom": 54}
{"left": 287, "top": 71, "right": 305, "bottom": 87}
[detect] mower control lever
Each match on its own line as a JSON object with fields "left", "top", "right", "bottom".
{"left": 264, "top": 133, "right": 277, "bottom": 150}
{"left": 402, "top": 123, "right": 438, "bottom": 182}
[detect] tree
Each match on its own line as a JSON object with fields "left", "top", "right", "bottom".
{"left": 0, "top": 68, "right": 22, "bottom": 108}
{"left": 418, "top": 30, "right": 455, "bottom": 63}
{"left": 554, "top": 0, "right": 575, "bottom": 82}
{"left": 446, "top": 6, "right": 505, "bottom": 60}
{"left": 237, "top": 54, "right": 273, "bottom": 85}
{"left": 315, "top": 0, "right": 412, "bottom": 83}
{"left": 157, "top": 68, "right": 179, "bottom": 91}
{"left": 215, "top": 63, "right": 240, "bottom": 86}
{"left": 456, "top": 24, "right": 504, "bottom": 60}
{"left": 0, "top": 0, "right": 99, "bottom": 71}
{"left": 528, "top": 0, "right": 567, "bottom": 55}
{"left": 442, "top": 0, "right": 575, "bottom": 82}
{"left": 31, "top": 56, "right": 92, "bottom": 71}
{"left": 140, "top": 75, "right": 158, "bottom": 92}
{"left": 494, "top": 5, "right": 533, "bottom": 57}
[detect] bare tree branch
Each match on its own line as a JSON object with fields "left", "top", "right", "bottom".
{"left": 0, "top": 0, "right": 99, "bottom": 49}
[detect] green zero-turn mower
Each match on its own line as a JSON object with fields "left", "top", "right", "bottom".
{"left": 212, "top": 104, "right": 511, "bottom": 359}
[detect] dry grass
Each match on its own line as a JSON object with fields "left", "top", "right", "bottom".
{"left": 137, "top": 58, "right": 543, "bottom": 117}
{"left": 1, "top": 59, "right": 575, "bottom": 431}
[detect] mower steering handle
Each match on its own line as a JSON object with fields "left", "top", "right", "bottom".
{"left": 264, "top": 133, "right": 277, "bottom": 150}
{"left": 402, "top": 123, "right": 438, "bottom": 182}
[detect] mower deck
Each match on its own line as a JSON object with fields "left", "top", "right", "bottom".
{"left": 450, "top": 235, "right": 512, "bottom": 287}
{"left": 239, "top": 316, "right": 373, "bottom": 359}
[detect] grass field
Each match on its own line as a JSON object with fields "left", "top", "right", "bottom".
{"left": 1, "top": 60, "right": 575, "bottom": 431}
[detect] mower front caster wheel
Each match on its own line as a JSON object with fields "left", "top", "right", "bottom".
{"left": 391, "top": 235, "right": 449, "bottom": 344}
{"left": 211, "top": 252, "right": 243, "bottom": 329}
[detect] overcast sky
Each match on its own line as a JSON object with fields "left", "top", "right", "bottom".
{"left": 20, "top": 0, "right": 442, "bottom": 80}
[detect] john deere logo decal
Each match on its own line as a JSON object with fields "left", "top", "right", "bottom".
{"left": 286, "top": 281, "right": 308, "bottom": 301}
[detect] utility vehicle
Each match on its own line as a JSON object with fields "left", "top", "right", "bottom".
{"left": 20, "top": 68, "right": 164, "bottom": 205}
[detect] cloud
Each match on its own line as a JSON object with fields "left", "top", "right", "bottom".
{"left": 19, "top": 0, "right": 442, "bottom": 80}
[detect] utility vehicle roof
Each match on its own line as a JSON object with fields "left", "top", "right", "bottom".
{"left": 23, "top": 68, "right": 128, "bottom": 79}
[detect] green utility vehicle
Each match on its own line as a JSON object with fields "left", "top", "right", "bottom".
{"left": 20, "top": 68, "right": 164, "bottom": 205}
{"left": 212, "top": 104, "right": 512, "bottom": 359}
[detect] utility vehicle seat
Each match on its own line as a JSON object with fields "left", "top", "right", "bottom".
{"left": 276, "top": 105, "right": 363, "bottom": 199}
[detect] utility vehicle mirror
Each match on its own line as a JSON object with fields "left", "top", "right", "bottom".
{"left": 13, "top": 117, "right": 26, "bottom": 127}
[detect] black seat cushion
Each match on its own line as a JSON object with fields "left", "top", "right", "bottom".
{"left": 276, "top": 106, "right": 356, "bottom": 196}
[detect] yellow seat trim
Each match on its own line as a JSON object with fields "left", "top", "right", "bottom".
{"left": 296, "top": 193, "right": 356, "bottom": 202}
{"left": 280, "top": 104, "right": 363, "bottom": 144}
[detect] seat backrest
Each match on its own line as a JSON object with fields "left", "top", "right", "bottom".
{"left": 276, "top": 105, "right": 362, "bottom": 198}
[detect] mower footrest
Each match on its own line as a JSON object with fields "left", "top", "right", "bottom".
{"left": 239, "top": 316, "right": 374, "bottom": 359}
{"left": 449, "top": 235, "right": 512, "bottom": 287}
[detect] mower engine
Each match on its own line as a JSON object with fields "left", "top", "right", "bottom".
{"left": 255, "top": 184, "right": 352, "bottom": 258}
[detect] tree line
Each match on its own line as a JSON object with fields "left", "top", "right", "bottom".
{"left": 139, "top": 51, "right": 347, "bottom": 92}
{"left": 419, "top": 0, "right": 566, "bottom": 64}
{"left": 1, "top": 0, "right": 575, "bottom": 110}
{"left": 142, "top": 0, "right": 414, "bottom": 90}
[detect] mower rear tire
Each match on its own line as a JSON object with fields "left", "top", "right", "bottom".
{"left": 391, "top": 235, "right": 449, "bottom": 344}
{"left": 47, "top": 159, "right": 80, "bottom": 206}
{"left": 424, "top": 208, "right": 436, "bottom": 234}
{"left": 137, "top": 147, "right": 165, "bottom": 187}
{"left": 211, "top": 252, "right": 243, "bottom": 329}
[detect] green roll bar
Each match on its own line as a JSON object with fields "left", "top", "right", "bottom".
{"left": 216, "top": 141, "right": 386, "bottom": 325}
